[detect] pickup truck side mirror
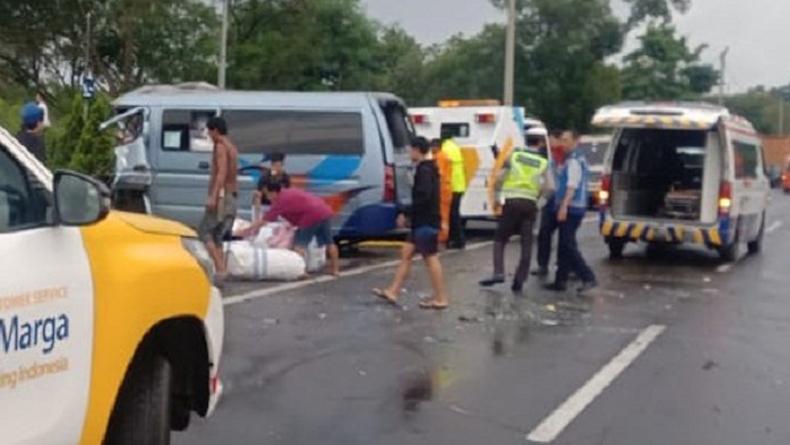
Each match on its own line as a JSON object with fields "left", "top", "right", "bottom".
{"left": 54, "top": 171, "right": 111, "bottom": 226}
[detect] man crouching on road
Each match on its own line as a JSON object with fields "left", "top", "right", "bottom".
{"left": 372, "top": 137, "right": 449, "bottom": 310}
{"left": 244, "top": 182, "right": 341, "bottom": 276}
{"left": 199, "top": 117, "right": 238, "bottom": 284}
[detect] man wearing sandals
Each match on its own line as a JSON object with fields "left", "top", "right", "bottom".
{"left": 373, "top": 137, "right": 449, "bottom": 310}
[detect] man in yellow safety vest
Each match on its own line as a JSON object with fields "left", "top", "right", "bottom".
{"left": 479, "top": 144, "right": 555, "bottom": 292}
{"left": 443, "top": 137, "right": 467, "bottom": 249}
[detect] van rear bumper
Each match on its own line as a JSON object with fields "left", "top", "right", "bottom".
{"left": 600, "top": 218, "right": 724, "bottom": 247}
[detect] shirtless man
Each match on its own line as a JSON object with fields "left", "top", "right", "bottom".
{"left": 199, "top": 117, "right": 239, "bottom": 283}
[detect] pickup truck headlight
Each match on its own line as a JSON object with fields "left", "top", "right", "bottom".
{"left": 182, "top": 237, "right": 216, "bottom": 283}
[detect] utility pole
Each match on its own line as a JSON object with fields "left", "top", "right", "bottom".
{"left": 218, "top": 0, "right": 230, "bottom": 89}
{"left": 503, "top": 0, "right": 516, "bottom": 106}
{"left": 718, "top": 47, "right": 728, "bottom": 106}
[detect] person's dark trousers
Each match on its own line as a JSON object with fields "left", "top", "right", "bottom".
{"left": 554, "top": 211, "right": 596, "bottom": 286}
{"left": 449, "top": 192, "right": 466, "bottom": 248}
{"left": 536, "top": 197, "right": 558, "bottom": 270}
{"left": 493, "top": 198, "right": 538, "bottom": 288}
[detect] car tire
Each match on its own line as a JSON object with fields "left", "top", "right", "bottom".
{"left": 747, "top": 213, "right": 765, "bottom": 255}
{"left": 608, "top": 239, "right": 626, "bottom": 259}
{"left": 104, "top": 353, "right": 172, "bottom": 445}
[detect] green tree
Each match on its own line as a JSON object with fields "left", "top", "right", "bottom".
{"left": 620, "top": 24, "right": 718, "bottom": 101}
{"left": 372, "top": 27, "right": 427, "bottom": 106}
{"left": 724, "top": 86, "right": 790, "bottom": 136}
{"left": 622, "top": 0, "right": 691, "bottom": 28}
{"left": 49, "top": 93, "right": 115, "bottom": 178}
{"left": 0, "top": 0, "right": 217, "bottom": 94}
{"left": 417, "top": 25, "right": 506, "bottom": 107}
{"left": 227, "top": 0, "right": 385, "bottom": 91}
{"left": 517, "top": 0, "right": 624, "bottom": 131}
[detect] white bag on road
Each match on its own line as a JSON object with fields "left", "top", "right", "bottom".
{"left": 226, "top": 241, "right": 305, "bottom": 281}
{"left": 305, "top": 240, "right": 327, "bottom": 274}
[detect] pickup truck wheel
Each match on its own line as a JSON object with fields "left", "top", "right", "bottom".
{"left": 104, "top": 353, "right": 172, "bottom": 445}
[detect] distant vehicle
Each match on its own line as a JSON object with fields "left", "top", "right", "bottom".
{"left": 766, "top": 164, "right": 782, "bottom": 189}
{"left": 577, "top": 134, "right": 611, "bottom": 208}
{"left": 101, "top": 84, "right": 415, "bottom": 243}
{"left": 0, "top": 124, "right": 223, "bottom": 444}
{"left": 409, "top": 100, "right": 528, "bottom": 220}
{"left": 593, "top": 102, "right": 770, "bottom": 261}
{"left": 783, "top": 156, "right": 790, "bottom": 193}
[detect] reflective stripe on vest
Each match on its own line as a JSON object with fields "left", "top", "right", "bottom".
{"left": 443, "top": 140, "right": 467, "bottom": 193}
{"left": 502, "top": 150, "right": 548, "bottom": 201}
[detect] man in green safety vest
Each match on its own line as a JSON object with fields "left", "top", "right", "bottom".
{"left": 443, "top": 137, "right": 467, "bottom": 249}
{"left": 479, "top": 144, "right": 555, "bottom": 292}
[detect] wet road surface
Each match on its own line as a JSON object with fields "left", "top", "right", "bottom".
{"left": 176, "top": 191, "right": 790, "bottom": 444}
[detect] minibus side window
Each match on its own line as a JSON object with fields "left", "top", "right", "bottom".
{"left": 0, "top": 147, "right": 49, "bottom": 233}
{"left": 221, "top": 110, "right": 364, "bottom": 155}
{"left": 161, "top": 109, "right": 217, "bottom": 152}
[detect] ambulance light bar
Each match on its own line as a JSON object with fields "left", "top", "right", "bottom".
{"left": 438, "top": 99, "right": 501, "bottom": 108}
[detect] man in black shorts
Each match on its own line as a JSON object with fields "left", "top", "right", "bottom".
{"left": 373, "top": 137, "right": 449, "bottom": 310}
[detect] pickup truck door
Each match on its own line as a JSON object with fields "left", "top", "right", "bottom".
{"left": 0, "top": 145, "right": 94, "bottom": 444}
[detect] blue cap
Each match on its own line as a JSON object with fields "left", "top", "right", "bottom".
{"left": 21, "top": 102, "right": 44, "bottom": 126}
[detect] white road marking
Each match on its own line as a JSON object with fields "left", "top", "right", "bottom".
{"left": 583, "top": 215, "right": 599, "bottom": 224}
{"left": 526, "top": 324, "right": 666, "bottom": 443}
{"left": 224, "top": 240, "right": 494, "bottom": 306}
{"left": 716, "top": 263, "right": 734, "bottom": 273}
{"left": 766, "top": 220, "right": 783, "bottom": 234}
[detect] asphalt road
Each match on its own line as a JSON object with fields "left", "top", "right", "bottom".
{"left": 176, "top": 191, "right": 790, "bottom": 445}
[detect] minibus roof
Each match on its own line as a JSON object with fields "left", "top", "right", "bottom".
{"left": 592, "top": 101, "right": 755, "bottom": 133}
{"left": 114, "top": 84, "right": 406, "bottom": 109}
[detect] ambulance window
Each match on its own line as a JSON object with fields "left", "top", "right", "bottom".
{"left": 441, "top": 123, "right": 470, "bottom": 139}
{"left": 733, "top": 141, "right": 759, "bottom": 179}
{"left": 0, "top": 147, "right": 49, "bottom": 232}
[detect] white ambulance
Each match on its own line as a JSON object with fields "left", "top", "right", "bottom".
{"left": 593, "top": 102, "right": 770, "bottom": 261}
{"left": 410, "top": 100, "right": 529, "bottom": 220}
{"left": 0, "top": 125, "right": 223, "bottom": 444}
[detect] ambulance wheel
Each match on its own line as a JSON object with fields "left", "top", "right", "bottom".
{"left": 607, "top": 239, "right": 626, "bottom": 259}
{"left": 748, "top": 213, "right": 765, "bottom": 255}
{"left": 718, "top": 221, "right": 742, "bottom": 262}
{"left": 105, "top": 353, "right": 172, "bottom": 445}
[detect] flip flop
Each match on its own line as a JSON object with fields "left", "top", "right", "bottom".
{"left": 372, "top": 288, "right": 398, "bottom": 305}
{"left": 418, "top": 300, "right": 448, "bottom": 311}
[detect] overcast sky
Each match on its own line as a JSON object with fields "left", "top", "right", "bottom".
{"left": 361, "top": 0, "right": 790, "bottom": 92}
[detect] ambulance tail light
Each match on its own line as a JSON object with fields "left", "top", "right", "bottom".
{"left": 599, "top": 174, "right": 611, "bottom": 207}
{"left": 476, "top": 113, "right": 496, "bottom": 124}
{"left": 411, "top": 114, "right": 429, "bottom": 125}
{"left": 718, "top": 180, "right": 732, "bottom": 216}
{"left": 384, "top": 164, "right": 396, "bottom": 202}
